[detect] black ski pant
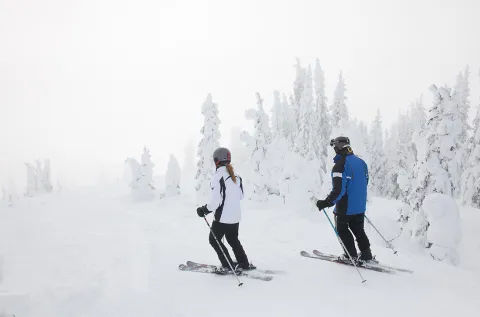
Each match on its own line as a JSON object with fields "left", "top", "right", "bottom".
{"left": 335, "top": 213, "right": 370, "bottom": 258}
{"left": 209, "top": 221, "right": 249, "bottom": 268}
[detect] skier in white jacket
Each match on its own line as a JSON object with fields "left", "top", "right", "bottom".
{"left": 196, "top": 147, "right": 253, "bottom": 272}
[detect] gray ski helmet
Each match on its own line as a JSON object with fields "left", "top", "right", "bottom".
{"left": 330, "top": 136, "right": 351, "bottom": 151}
{"left": 213, "top": 147, "right": 231, "bottom": 166}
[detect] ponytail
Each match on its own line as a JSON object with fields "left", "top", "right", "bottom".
{"left": 226, "top": 164, "right": 237, "bottom": 184}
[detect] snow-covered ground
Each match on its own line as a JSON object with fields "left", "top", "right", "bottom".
{"left": 0, "top": 184, "right": 479, "bottom": 317}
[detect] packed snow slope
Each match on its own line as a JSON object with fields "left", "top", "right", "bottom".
{"left": 0, "top": 183, "right": 479, "bottom": 317}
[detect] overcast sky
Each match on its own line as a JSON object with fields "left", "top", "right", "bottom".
{"left": 1, "top": 0, "right": 479, "bottom": 188}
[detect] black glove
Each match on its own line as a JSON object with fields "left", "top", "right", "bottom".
{"left": 316, "top": 199, "right": 333, "bottom": 210}
{"left": 196, "top": 205, "right": 209, "bottom": 217}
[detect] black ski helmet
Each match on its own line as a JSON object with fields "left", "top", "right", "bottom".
{"left": 213, "top": 147, "right": 231, "bottom": 166}
{"left": 330, "top": 136, "right": 351, "bottom": 152}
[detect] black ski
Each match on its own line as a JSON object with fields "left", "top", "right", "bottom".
{"left": 300, "top": 251, "right": 395, "bottom": 274}
{"left": 186, "top": 261, "right": 284, "bottom": 275}
{"left": 313, "top": 250, "right": 413, "bottom": 274}
{"left": 178, "top": 264, "right": 273, "bottom": 281}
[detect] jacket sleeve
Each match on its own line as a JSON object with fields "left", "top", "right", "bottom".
{"left": 325, "top": 157, "right": 347, "bottom": 204}
{"left": 239, "top": 176, "right": 244, "bottom": 200}
{"left": 206, "top": 175, "right": 223, "bottom": 212}
{"left": 365, "top": 162, "right": 369, "bottom": 185}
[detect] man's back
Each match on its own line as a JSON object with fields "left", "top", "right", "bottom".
{"left": 344, "top": 154, "right": 369, "bottom": 215}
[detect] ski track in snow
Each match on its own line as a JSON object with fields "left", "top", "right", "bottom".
{"left": 0, "top": 184, "right": 479, "bottom": 317}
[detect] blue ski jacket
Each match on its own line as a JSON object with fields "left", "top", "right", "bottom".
{"left": 326, "top": 152, "right": 369, "bottom": 215}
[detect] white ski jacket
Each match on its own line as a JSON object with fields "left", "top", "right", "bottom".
{"left": 206, "top": 166, "right": 244, "bottom": 224}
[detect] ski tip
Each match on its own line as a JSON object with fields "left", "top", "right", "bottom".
{"left": 238, "top": 283, "right": 244, "bottom": 287}
{"left": 300, "top": 251, "right": 310, "bottom": 256}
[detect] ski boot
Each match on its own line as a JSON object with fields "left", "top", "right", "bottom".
{"left": 338, "top": 253, "right": 358, "bottom": 264}
{"left": 213, "top": 265, "right": 232, "bottom": 275}
{"left": 358, "top": 249, "right": 377, "bottom": 264}
{"left": 236, "top": 262, "right": 257, "bottom": 272}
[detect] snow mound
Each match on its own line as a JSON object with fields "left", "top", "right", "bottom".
{"left": 422, "top": 193, "right": 462, "bottom": 265}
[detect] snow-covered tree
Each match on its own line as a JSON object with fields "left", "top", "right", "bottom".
{"left": 195, "top": 94, "right": 221, "bottom": 202}
{"left": 35, "top": 160, "right": 43, "bottom": 191}
{"left": 24, "top": 159, "right": 53, "bottom": 196}
{"left": 297, "top": 66, "right": 316, "bottom": 159}
{"left": 330, "top": 72, "right": 348, "bottom": 129}
{"left": 314, "top": 59, "right": 331, "bottom": 175}
{"left": 383, "top": 122, "right": 402, "bottom": 199}
{"left": 461, "top": 91, "right": 480, "bottom": 207}
{"left": 395, "top": 113, "right": 415, "bottom": 197}
{"left": 244, "top": 92, "right": 273, "bottom": 201}
{"left": 357, "top": 121, "right": 371, "bottom": 164}
{"left": 291, "top": 59, "right": 314, "bottom": 157}
{"left": 165, "top": 154, "right": 181, "bottom": 197}
{"left": 126, "top": 147, "right": 156, "bottom": 200}
{"left": 452, "top": 67, "right": 471, "bottom": 196}
{"left": 293, "top": 58, "right": 306, "bottom": 114}
{"left": 271, "top": 91, "right": 283, "bottom": 139}
{"left": 25, "top": 163, "right": 37, "bottom": 197}
{"left": 409, "top": 96, "right": 427, "bottom": 163}
{"left": 369, "top": 109, "right": 387, "bottom": 195}
{"left": 280, "top": 94, "right": 293, "bottom": 141}
{"left": 42, "top": 159, "right": 53, "bottom": 193}
{"left": 401, "top": 85, "right": 462, "bottom": 247}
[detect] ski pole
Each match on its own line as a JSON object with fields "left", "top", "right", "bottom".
{"left": 323, "top": 209, "right": 367, "bottom": 283}
{"left": 203, "top": 215, "right": 243, "bottom": 287}
{"left": 364, "top": 215, "right": 398, "bottom": 255}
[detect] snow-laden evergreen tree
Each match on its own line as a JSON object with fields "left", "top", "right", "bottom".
{"left": 286, "top": 95, "right": 300, "bottom": 151}
{"left": 395, "top": 112, "right": 416, "bottom": 197}
{"left": 452, "top": 66, "right": 471, "bottom": 196}
{"left": 297, "top": 66, "right": 315, "bottom": 159}
{"left": 357, "top": 121, "right": 371, "bottom": 164}
{"left": 35, "top": 160, "right": 43, "bottom": 192}
{"left": 140, "top": 147, "right": 155, "bottom": 191}
{"left": 126, "top": 147, "right": 156, "bottom": 200}
{"left": 383, "top": 123, "right": 403, "bottom": 198}
{"left": 409, "top": 96, "right": 427, "bottom": 163}
{"left": 291, "top": 59, "right": 312, "bottom": 157}
{"left": 244, "top": 92, "right": 272, "bottom": 201}
{"left": 330, "top": 72, "right": 348, "bottom": 129}
{"left": 42, "top": 159, "right": 53, "bottom": 193}
{"left": 23, "top": 159, "right": 53, "bottom": 196}
{"left": 461, "top": 92, "right": 480, "bottom": 207}
{"left": 25, "top": 163, "right": 37, "bottom": 197}
{"left": 271, "top": 91, "right": 283, "bottom": 139}
{"left": 195, "top": 94, "right": 221, "bottom": 202}
{"left": 165, "top": 154, "right": 181, "bottom": 197}
{"left": 369, "top": 109, "right": 387, "bottom": 195}
{"left": 293, "top": 58, "right": 305, "bottom": 115}
{"left": 284, "top": 94, "right": 297, "bottom": 149}
{"left": 314, "top": 59, "right": 331, "bottom": 175}
{"left": 401, "top": 85, "right": 462, "bottom": 252}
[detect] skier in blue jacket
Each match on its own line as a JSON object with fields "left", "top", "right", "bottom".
{"left": 315, "top": 136, "right": 373, "bottom": 262}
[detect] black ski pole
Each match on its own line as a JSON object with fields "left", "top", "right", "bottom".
{"left": 364, "top": 215, "right": 398, "bottom": 255}
{"left": 323, "top": 209, "right": 367, "bottom": 283}
{"left": 203, "top": 215, "right": 243, "bottom": 287}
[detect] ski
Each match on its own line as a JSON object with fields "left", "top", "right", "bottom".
{"left": 178, "top": 264, "right": 273, "bottom": 281}
{"left": 186, "top": 261, "right": 284, "bottom": 275}
{"left": 313, "top": 250, "right": 413, "bottom": 274}
{"left": 300, "top": 251, "right": 395, "bottom": 274}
